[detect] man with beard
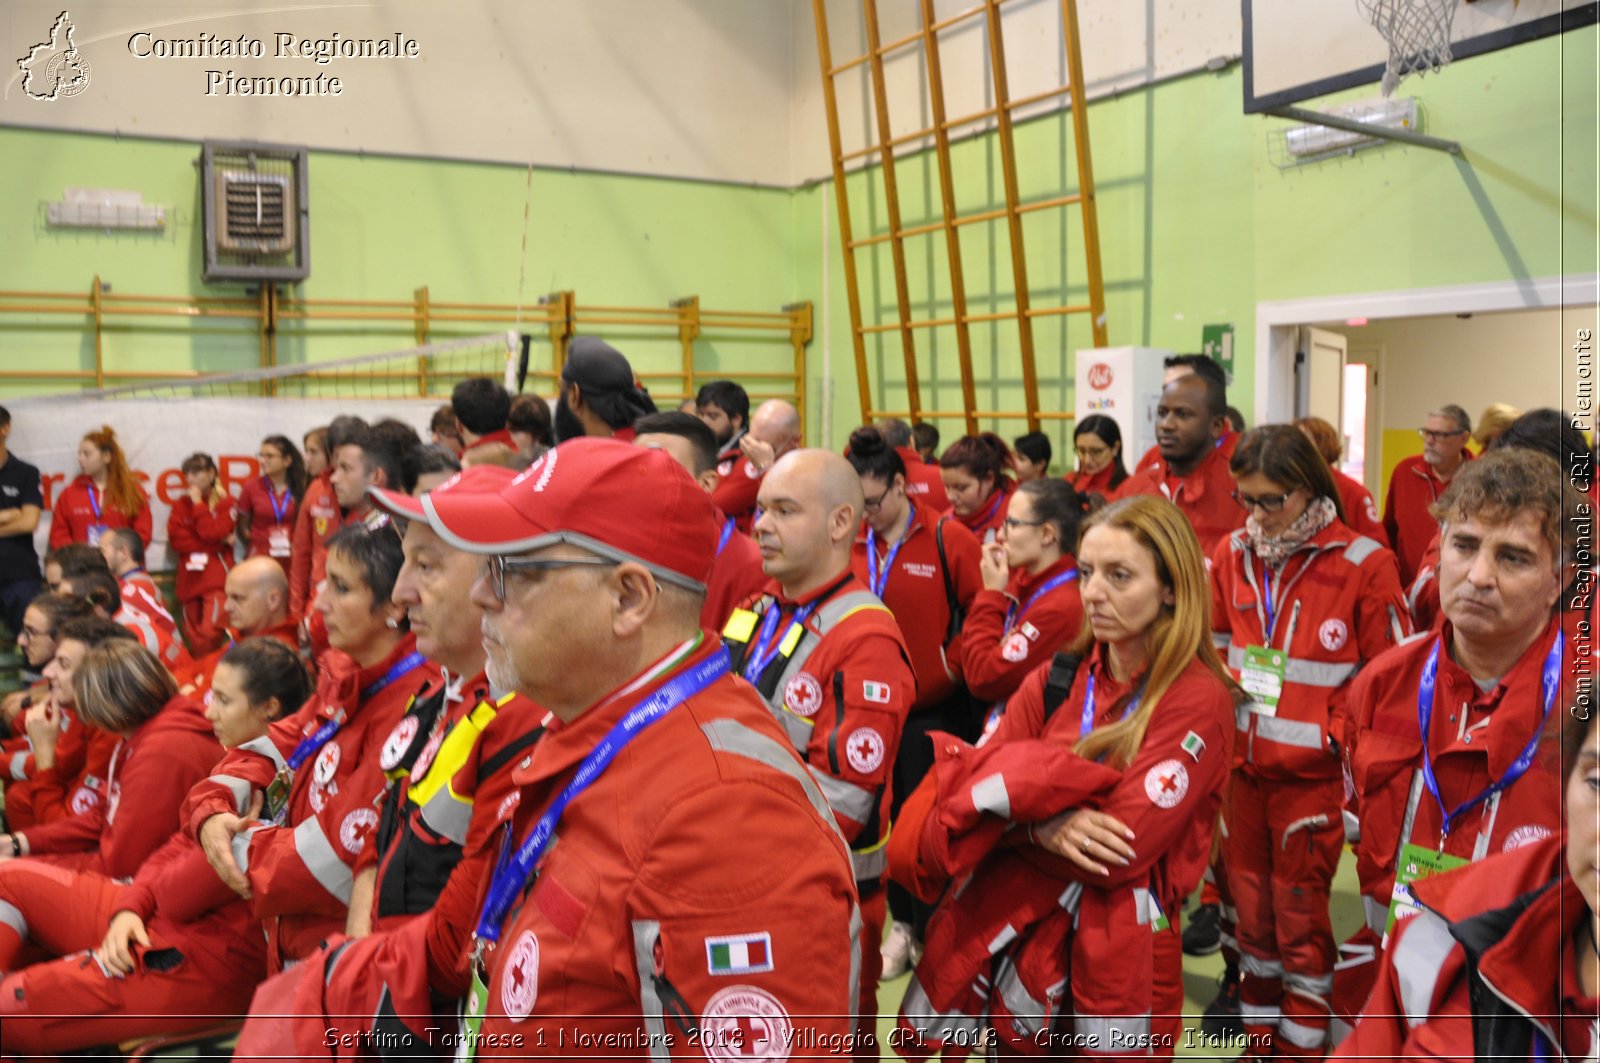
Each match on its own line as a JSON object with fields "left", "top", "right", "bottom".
{"left": 695, "top": 379, "right": 749, "bottom": 461}
{"left": 554, "top": 337, "right": 656, "bottom": 442}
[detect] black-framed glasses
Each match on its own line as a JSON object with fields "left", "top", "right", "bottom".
{"left": 1001, "top": 515, "right": 1046, "bottom": 531}
{"left": 1418, "top": 428, "right": 1467, "bottom": 442}
{"left": 863, "top": 486, "right": 894, "bottom": 512}
{"left": 481, "top": 555, "right": 617, "bottom": 601}
{"left": 1233, "top": 489, "right": 1296, "bottom": 514}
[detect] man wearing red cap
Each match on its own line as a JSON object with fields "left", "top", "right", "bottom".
{"left": 634, "top": 411, "right": 766, "bottom": 632}
{"left": 376, "top": 438, "right": 859, "bottom": 1055}
{"left": 722, "top": 447, "right": 915, "bottom": 1061}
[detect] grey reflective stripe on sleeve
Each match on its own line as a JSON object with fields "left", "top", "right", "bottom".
{"left": 1213, "top": 632, "right": 1232, "bottom": 652}
{"left": 1362, "top": 894, "right": 1387, "bottom": 935}
{"left": 851, "top": 847, "right": 887, "bottom": 881}
{"left": 1255, "top": 715, "right": 1325, "bottom": 751}
{"left": 1284, "top": 971, "right": 1334, "bottom": 997}
{"left": 1387, "top": 603, "right": 1407, "bottom": 644}
{"left": 1392, "top": 910, "right": 1457, "bottom": 1028}
{"left": 418, "top": 787, "right": 473, "bottom": 846}
{"left": 206, "top": 774, "right": 254, "bottom": 815}
{"left": 9, "top": 749, "right": 30, "bottom": 781}
{"left": 1342, "top": 536, "right": 1382, "bottom": 567}
{"left": 806, "top": 765, "right": 876, "bottom": 823}
{"left": 779, "top": 712, "right": 813, "bottom": 753}
{"left": 1227, "top": 644, "right": 1354, "bottom": 687}
{"left": 1075, "top": 1014, "right": 1151, "bottom": 1052}
{"left": 994, "top": 956, "right": 1047, "bottom": 1038}
{"left": 236, "top": 735, "right": 288, "bottom": 772}
{"left": 631, "top": 919, "right": 674, "bottom": 1063}
{"left": 1238, "top": 1000, "right": 1281, "bottom": 1024}
{"left": 699, "top": 719, "right": 846, "bottom": 849}
{"left": 901, "top": 974, "right": 985, "bottom": 1047}
{"left": 1058, "top": 881, "right": 1084, "bottom": 916}
{"left": 0, "top": 899, "right": 28, "bottom": 939}
{"left": 987, "top": 924, "right": 1019, "bottom": 954}
{"left": 766, "top": 590, "right": 886, "bottom": 747}
{"left": 847, "top": 901, "right": 862, "bottom": 1022}
{"left": 231, "top": 825, "right": 260, "bottom": 875}
{"left": 294, "top": 816, "right": 353, "bottom": 903}
{"left": 969, "top": 772, "right": 1011, "bottom": 819}
{"left": 1236, "top": 704, "right": 1253, "bottom": 731}
{"left": 1239, "top": 952, "right": 1284, "bottom": 979}
{"left": 1278, "top": 1015, "right": 1328, "bottom": 1050}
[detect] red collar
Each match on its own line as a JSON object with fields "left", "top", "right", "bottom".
{"left": 1432, "top": 617, "right": 1562, "bottom": 777}
{"left": 463, "top": 429, "right": 515, "bottom": 452}
{"left": 1156, "top": 444, "right": 1230, "bottom": 499}
{"left": 767, "top": 569, "right": 859, "bottom": 609}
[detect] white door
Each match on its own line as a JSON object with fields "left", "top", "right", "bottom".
{"left": 1346, "top": 344, "right": 1383, "bottom": 494}
{"left": 1296, "top": 326, "right": 1348, "bottom": 431}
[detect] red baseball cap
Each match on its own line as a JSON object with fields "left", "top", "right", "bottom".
{"left": 409, "top": 437, "right": 717, "bottom": 591}
{"left": 366, "top": 464, "right": 519, "bottom": 523}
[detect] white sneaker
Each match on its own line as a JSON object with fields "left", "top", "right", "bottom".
{"left": 880, "top": 921, "right": 915, "bottom": 981}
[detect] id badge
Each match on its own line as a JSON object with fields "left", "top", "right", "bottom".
{"left": 455, "top": 958, "right": 489, "bottom": 1062}
{"left": 263, "top": 768, "right": 292, "bottom": 826}
{"left": 1148, "top": 894, "right": 1170, "bottom": 934}
{"left": 268, "top": 528, "right": 292, "bottom": 558}
{"left": 187, "top": 552, "right": 209, "bottom": 572}
{"left": 87, "top": 523, "right": 109, "bottom": 546}
{"left": 1239, "top": 645, "right": 1286, "bottom": 714}
{"left": 1383, "top": 842, "right": 1467, "bottom": 944}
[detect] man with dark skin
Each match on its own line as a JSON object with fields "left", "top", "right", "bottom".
{"left": 1117, "top": 373, "right": 1244, "bottom": 555}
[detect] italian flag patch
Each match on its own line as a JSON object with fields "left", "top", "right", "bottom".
{"left": 705, "top": 932, "right": 774, "bottom": 975}
{"left": 862, "top": 681, "right": 891, "bottom": 704}
{"left": 1180, "top": 731, "right": 1206, "bottom": 763}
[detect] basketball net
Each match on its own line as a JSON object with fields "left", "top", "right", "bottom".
{"left": 1355, "top": 0, "right": 1458, "bottom": 94}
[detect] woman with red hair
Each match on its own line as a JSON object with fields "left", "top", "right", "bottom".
{"left": 49, "top": 426, "right": 151, "bottom": 549}
{"left": 940, "top": 432, "right": 1016, "bottom": 544}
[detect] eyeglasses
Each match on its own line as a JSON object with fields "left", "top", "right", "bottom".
{"left": 863, "top": 485, "right": 897, "bottom": 512}
{"left": 1074, "top": 446, "right": 1110, "bottom": 461}
{"left": 481, "top": 555, "right": 617, "bottom": 601}
{"left": 1418, "top": 428, "right": 1468, "bottom": 442}
{"left": 1233, "top": 489, "right": 1297, "bottom": 514}
{"left": 1001, "top": 516, "right": 1046, "bottom": 531}
{"left": 18, "top": 625, "right": 48, "bottom": 642}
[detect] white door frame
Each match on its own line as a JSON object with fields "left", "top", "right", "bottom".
{"left": 1252, "top": 273, "right": 1600, "bottom": 426}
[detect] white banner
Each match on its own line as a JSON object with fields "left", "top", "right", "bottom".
{"left": 7, "top": 397, "right": 443, "bottom": 572}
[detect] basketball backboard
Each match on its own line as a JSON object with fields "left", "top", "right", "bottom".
{"left": 1242, "top": 0, "right": 1597, "bottom": 113}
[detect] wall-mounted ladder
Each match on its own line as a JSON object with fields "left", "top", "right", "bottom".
{"left": 813, "top": 0, "right": 1109, "bottom": 435}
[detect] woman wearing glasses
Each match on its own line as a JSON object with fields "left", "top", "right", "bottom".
{"left": 1210, "top": 425, "right": 1409, "bottom": 1058}
{"left": 959, "top": 478, "right": 1090, "bottom": 710}
{"left": 237, "top": 435, "right": 307, "bottom": 574}
{"left": 185, "top": 519, "right": 436, "bottom": 972}
{"left": 1070, "top": 414, "right": 1129, "bottom": 500}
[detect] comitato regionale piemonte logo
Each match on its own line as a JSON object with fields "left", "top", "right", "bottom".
{"left": 18, "top": 11, "right": 92, "bottom": 100}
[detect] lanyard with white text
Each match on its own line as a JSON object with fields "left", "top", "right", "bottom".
{"left": 1005, "top": 570, "right": 1078, "bottom": 633}
{"left": 286, "top": 651, "right": 426, "bottom": 772}
{"left": 265, "top": 477, "right": 291, "bottom": 524}
{"left": 743, "top": 600, "right": 817, "bottom": 682}
{"left": 1416, "top": 632, "right": 1562, "bottom": 840}
{"left": 866, "top": 504, "right": 915, "bottom": 599}
{"left": 472, "top": 647, "right": 731, "bottom": 945}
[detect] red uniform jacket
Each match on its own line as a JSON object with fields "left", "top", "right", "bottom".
{"left": 114, "top": 823, "right": 268, "bottom": 980}
{"left": 1115, "top": 444, "right": 1245, "bottom": 557}
{"left": 1406, "top": 530, "right": 1444, "bottom": 631}
{"left": 118, "top": 569, "right": 176, "bottom": 632}
{"left": 1132, "top": 431, "right": 1237, "bottom": 478}
{"left": 899, "top": 446, "right": 953, "bottom": 513}
{"left": 462, "top": 428, "right": 515, "bottom": 455}
{"left": 1333, "top": 469, "right": 1388, "bottom": 548}
{"left": 115, "top": 602, "right": 194, "bottom": 674}
{"left": 166, "top": 494, "right": 235, "bottom": 602}
{"left": 2, "top": 704, "right": 117, "bottom": 829}
{"left": 959, "top": 556, "right": 1083, "bottom": 704}
{"left": 23, "top": 694, "right": 221, "bottom": 880}
{"left": 890, "top": 648, "right": 1235, "bottom": 1055}
{"left": 1070, "top": 464, "right": 1121, "bottom": 499}
{"left": 711, "top": 452, "right": 764, "bottom": 534}
{"left": 724, "top": 573, "right": 916, "bottom": 883}
{"left": 182, "top": 637, "right": 435, "bottom": 968}
{"left": 701, "top": 510, "right": 766, "bottom": 635}
{"left": 48, "top": 476, "right": 151, "bottom": 549}
{"left": 1210, "top": 520, "right": 1409, "bottom": 780}
{"left": 1382, "top": 451, "right": 1472, "bottom": 587}
{"left": 289, "top": 472, "right": 341, "bottom": 617}
{"left": 176, "top": 616, "right": 301, "bottom": 698}
{"left": 1345, "top": 617, "right": 1567, "bottom": 939}
{"left": 851, "top": 506, "right": 982, "bottom": 709}
{"left": 952, "top": 478, "right": 1014, "bottom": 545}
{"left": 238, "top": 475, "right": 300, "bottom": 565}
{"left": 1336, "top": 837, "right": 1587, "bottom": 1061}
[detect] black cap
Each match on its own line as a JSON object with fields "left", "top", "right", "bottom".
{"left": 562, "top": 337, "right": 636, "bottom": 393}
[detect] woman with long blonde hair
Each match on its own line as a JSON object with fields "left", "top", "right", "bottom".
{"left": 48, "top": 425, "right": 151, "bottom": 550}
{"left": 889, "top": 495, "right": 1238, "bottom": 1059}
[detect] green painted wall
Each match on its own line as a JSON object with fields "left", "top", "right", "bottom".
{"left": 3, "top": 25, "right": 1593, "bottom": 459}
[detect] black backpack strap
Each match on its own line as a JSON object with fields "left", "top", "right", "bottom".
{"left": 935, "top": 516, "right": 964, "bottom": 644}
{"left": 1041, "top": 652, "right": 1083, "bottom": 723}
{"left": 477, "top": 724, "right": 546, "bottom": 784}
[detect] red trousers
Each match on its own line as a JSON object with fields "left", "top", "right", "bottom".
{"left": 858, "top": 886, "right": 887, "bottom": 1063}
{"left": 1225, "top": 772, "right": 1343, "bottom": 1060}
{"left": 182, "top": 590, "right": 228, "bottom": 657}
{"left": 0, "top": 860, "right": 257, "bottom": 1054}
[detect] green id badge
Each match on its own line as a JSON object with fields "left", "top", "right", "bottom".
{"left": 1239, "top": 646, "right": 1286, "bottom": 714}
{"left": 1384, "top": 842, "right": 1467, "bottom": 943}
{"left": 456, "top": 963, "right": 489, "bottom": 1062}
{"left": 263, "top": 769, "right": 292, "bottom": 825}
{"left": 1149, "top": 895, "right": 1170, "bottom": 934}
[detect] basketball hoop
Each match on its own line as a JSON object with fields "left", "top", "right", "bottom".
{"left": 1355, "top": 0, "right": 1459, "bottom": 95}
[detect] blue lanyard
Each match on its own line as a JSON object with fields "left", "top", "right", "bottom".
{"left": 474, "top": 647, "right": 731, "bottom": 944}
{"left": 87, "top": 483, "right": 102, "bottom": 522}
{"left": 743, "top": 600, "right": 817, "bottom": 682}
{"left": 866, "top": 505, "right": 914, "bottom": 599}
{"left": 1416, "top": 632, "right": 1562, "bottom": 839}
{"left": 1005, "top": 569, "right": 1078, "bottom": 633}
{"left": 286, "top": 651, "right": 426, "bottom": 771}
{"left": 1261, "top": 566, "right": 1276, "bottom": 639}
{"left": 714, "top": 517, "right": 735, "bottom": 558}
{"left": 265, "top": 477, "right": 291, "bottom": 524}
{"left": 1079, "top": 673, "right": 1142, "bottom": 739}
{"left": 973, "top": 489, "right": 1005, "bottom": 531}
